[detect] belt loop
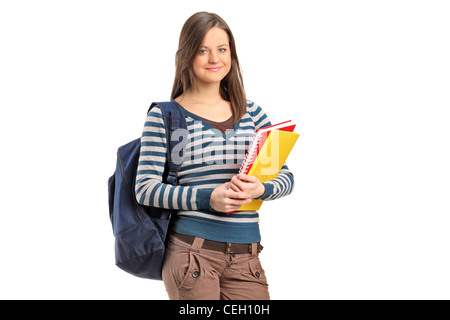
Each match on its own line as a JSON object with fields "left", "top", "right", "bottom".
{"left": 191, "top": 237, "right": 204, "bottom": 250}
{"left": 251, "top": 243, "right": 258, "bottom": 256}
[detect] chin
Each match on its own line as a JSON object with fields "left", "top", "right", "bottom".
{"left": 200, "top": 75, "right": 226, "bottom": 84}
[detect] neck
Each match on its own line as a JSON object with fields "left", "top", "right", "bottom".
{"left": 187, "top": 81, "right": 223, "bottom": 104}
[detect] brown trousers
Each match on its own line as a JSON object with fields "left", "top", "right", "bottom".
{"left": 162, "top": 234, "right": 270, "bottom": 300}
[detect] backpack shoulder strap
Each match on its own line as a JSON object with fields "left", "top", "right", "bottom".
{"left": 148, "top": 101, "right": 187, "bottom": 186}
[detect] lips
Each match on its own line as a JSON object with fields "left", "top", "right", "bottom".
{"left": 206, "top": 67, "right": 222, "bottom": 72}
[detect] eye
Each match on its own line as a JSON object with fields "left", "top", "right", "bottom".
{"left": 199, "top": 49, "right": 207, "bottom": 55}
{"left": 219, "top": 48, "right": 227, "bottom": 53}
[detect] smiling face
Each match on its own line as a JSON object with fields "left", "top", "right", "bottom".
{"left": 192, "top": 27, "right": 232, "bottom": 86}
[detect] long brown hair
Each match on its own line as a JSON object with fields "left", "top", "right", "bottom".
{"left": 171, "top": 12, "right": 247, "bottom": 124}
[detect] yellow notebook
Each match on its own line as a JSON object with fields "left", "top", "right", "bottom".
{"left": 236, "top": 130, "right": 300, "bottom": 211}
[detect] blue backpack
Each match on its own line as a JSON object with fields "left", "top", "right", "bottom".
{"left": 107, "top": 101, "right": 186, "bottom": 280}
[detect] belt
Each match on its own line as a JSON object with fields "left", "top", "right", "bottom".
{"left": 173, "top": 232, "right": 263, "bottom": 255}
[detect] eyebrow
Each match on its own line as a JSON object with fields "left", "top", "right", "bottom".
{"left": 200, "top": 44, "right": 229, "bottom": 49}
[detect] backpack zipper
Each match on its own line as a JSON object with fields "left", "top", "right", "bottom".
{"left": 117, "top": 150, "right": 144, "bottom": 222}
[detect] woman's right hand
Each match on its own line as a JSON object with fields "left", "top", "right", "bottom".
{"left": 210, "top": 182, "right": 252, "bottom": 212}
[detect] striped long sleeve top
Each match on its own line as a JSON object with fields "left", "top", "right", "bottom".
{"left": 135, "top": 101, "right": 295, "bottom": 243}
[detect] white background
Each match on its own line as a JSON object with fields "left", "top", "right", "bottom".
{"left": 1, "top": 0, "right": 449, "bottom": 300}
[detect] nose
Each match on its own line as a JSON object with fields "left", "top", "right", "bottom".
{"left": 209, "top": 52, "right": 219, "bottom": 64}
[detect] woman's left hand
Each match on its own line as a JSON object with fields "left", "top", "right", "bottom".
{"left": 229, "top": 174, "right": 265, "bottom": 199}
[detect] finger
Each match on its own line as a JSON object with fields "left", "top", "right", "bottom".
{"left": 238, "top": 174, "right": 257, "bottom": 183}
{"left": 226, "top": 189, "right": 251, "bottom": 199}
{"left": 226, "top": 198, "right": 253, "bottom": 212}
{"left": 226, "top": 198, "right": 252, "bottom": 207}
{"left": 229, "top": 183, "right": 241, "bottom": 193}
{"left": 231, "top": 175, "right": 247, "bottom": 191}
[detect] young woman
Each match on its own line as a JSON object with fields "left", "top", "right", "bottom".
{"left": 135, "top": 12, "right": 295, "bottom": 300}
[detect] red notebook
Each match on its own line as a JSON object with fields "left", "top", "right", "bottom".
{"left": 239, "top": 120, "right": 296, "bottom": 175}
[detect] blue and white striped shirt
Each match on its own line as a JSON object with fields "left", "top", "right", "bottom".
{"left": 135, "top": 101, "right": 295, "bottom": 243}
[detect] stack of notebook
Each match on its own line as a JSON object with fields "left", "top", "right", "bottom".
{"left": 229, "top": 120, "right": 300, "bottom": 213}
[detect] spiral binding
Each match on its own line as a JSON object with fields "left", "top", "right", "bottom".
{"left": 239, "top": 132, "right": 264, "bottom": 174}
